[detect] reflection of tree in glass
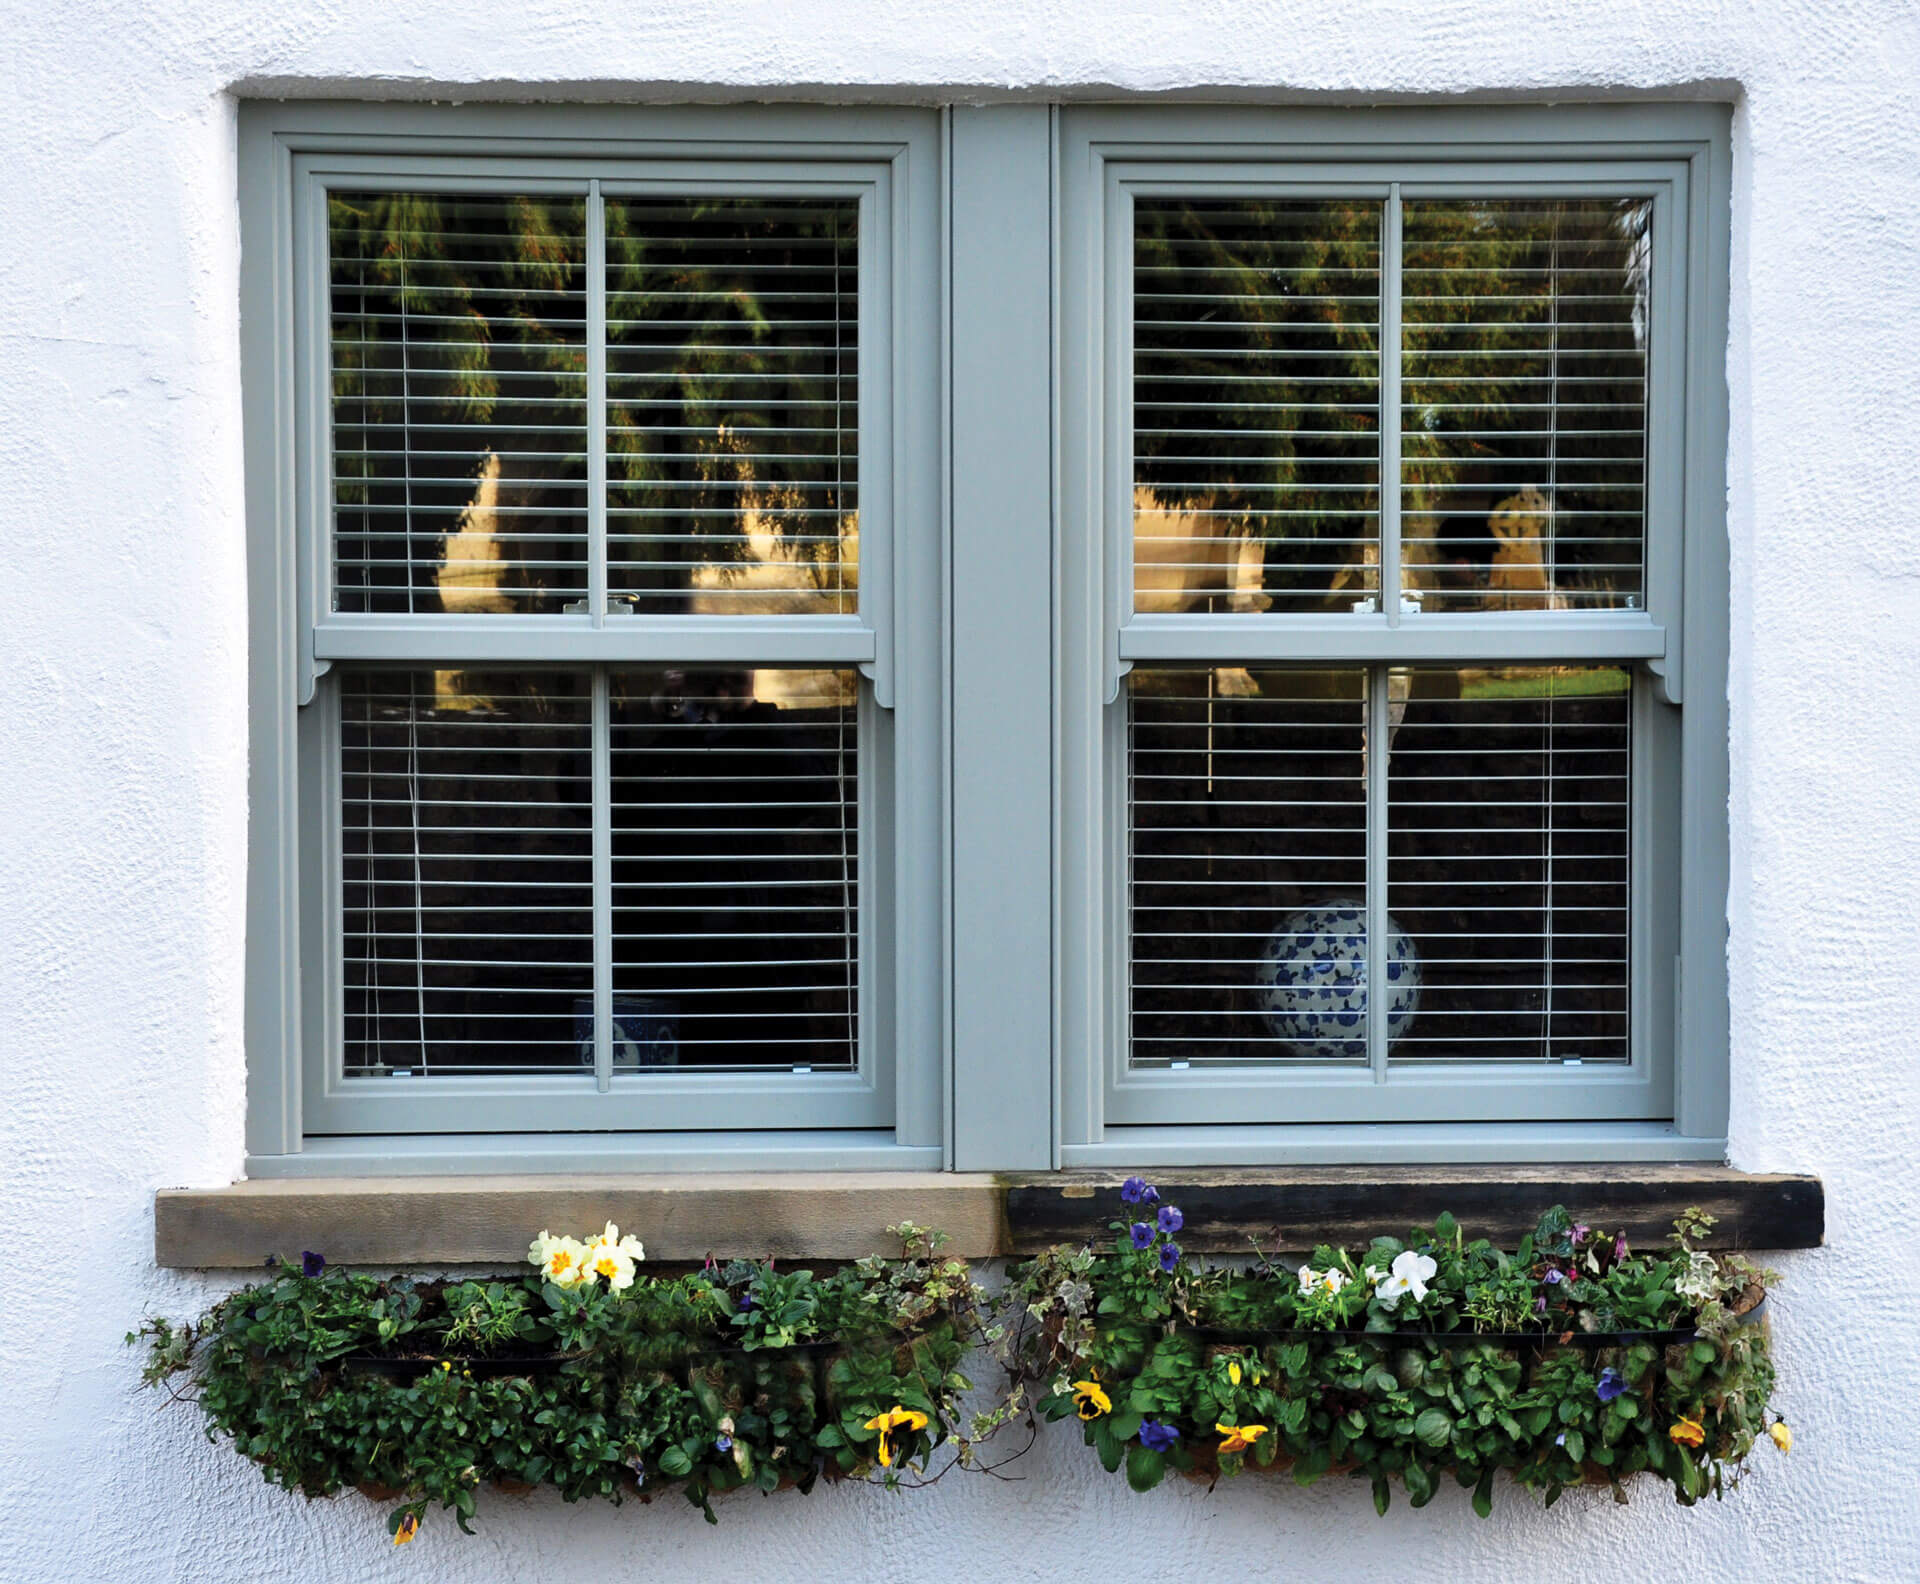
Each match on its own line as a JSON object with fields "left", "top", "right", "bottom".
{"left": 605, "top": 198, "right": 860, "bottom": 614}
{"left": 329, "top": 192, "right": 589, "bottom": 615}
{"left": 1132, "top": 199, "right": 1383, "bottom": 613}
{"left": 1402, "top": 199, "right": 1651, "bottom": 610}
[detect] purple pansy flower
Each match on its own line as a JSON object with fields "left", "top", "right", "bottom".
{"left": 1120, "top": 1176, "right": 1159, "bottom": 1206}
{"left": 1159, "top": 1242, "right": 1181, "bottom": 1274}
{"left": 1555, "top": 1432, "right": 1567, "bottom": 1448}
{"left": 1157, "top": 1205, "right": 1184, "bottom": 1236}
{"left": 1130, "top": 1222, "right": 1155, "bottom": 1250}
{"left": 1596, "top": 1367, "right": 1628, "bottom": 1403}
{"left": 714, "top": 1434, "right": 733, "bottom": 1453}
{"left": 628, "top": 1456, "right": 646, "bottom": 1484}
{"left": 738, "top": 1292, "right": 755, "bottom": 1311}
{"left": 1536, "top": 1296, "right": 1549, "bottom": 1315}
{"left": 1138, "top": 1420, "right": 1180, "bottom": 1452}
{"left": 300, "top": 1251, "right": 326, "bottom": 1278}
{"left": 1544, "top": 1268, "right": 1565, "bottom": 1286}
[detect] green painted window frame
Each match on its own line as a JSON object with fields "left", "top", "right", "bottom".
{"left": 240, "top": 100, "right": 1730, "bottom": 1175}
{"left": 241, "top": 103, "right": 947, "bottom": 1166}
{"left": 1055, "top": 104, "right": 1731, "bottom": 1165}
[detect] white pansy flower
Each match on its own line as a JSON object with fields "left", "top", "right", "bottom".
{"left": 1297, "top": 1264, "right": 1319, "bottom": 1293}
{"left": 1375, "top": 1250, "right": 1439, "bottom": 1311}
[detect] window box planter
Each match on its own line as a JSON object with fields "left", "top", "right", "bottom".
{"left": 1012, "top": 1192, "right": 1788, "bottom": 1514}
{"left": 134, "top": 1197, "right": 1790, "bottom": 1538}
{"left": 132, "top": 1227, "right": 982, "bottom": 1536}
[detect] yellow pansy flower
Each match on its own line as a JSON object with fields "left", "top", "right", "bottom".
{"left": 863, "top": 1406, "right": 930, "bottom": 1467}
{"left": 1769, "top": 1420, "right": 1792, "bottom": 1454}
{"left": 392, "top": 1513, "right": 420, "bottom": 1546}
{"left": 1071, "top": 1377, "right": 1112, "bottom": 1420}
{"left": 1227, "top": 1360, "right": 1242, "bottom": 1386}
{"left": 1669, "top": 1417, "right": 1706, "bottom": 1448}
{"left": 1216, "top": 1422, "right": 1269, "bottom": 1455}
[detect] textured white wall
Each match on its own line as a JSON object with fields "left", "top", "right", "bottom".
{"left": 4, "top": 2, "right": 1919, "bottom": 1579}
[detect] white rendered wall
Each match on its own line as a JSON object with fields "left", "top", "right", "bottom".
{"left": 4, "top": 2, "right": 1918, "bottom": 1579}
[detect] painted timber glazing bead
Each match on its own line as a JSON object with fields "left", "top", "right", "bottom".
{"left": 1257, "top": 900, "right": 1421, "bottom": 1059}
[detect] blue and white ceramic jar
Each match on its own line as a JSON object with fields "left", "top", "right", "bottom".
{"left": 1257, "top": 900, "right": 1421, "bottom": 1058}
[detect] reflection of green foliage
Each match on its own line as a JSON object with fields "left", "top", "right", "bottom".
{"left": 1134, "top": 197, "right": 1649, "bottom": 605}
{"left": 1133, "top": 199, "right": 1382, "bottom": 604}
{"left": 328, "top": 192, "right": 587, "bottom": 508}
{"left": 1401, "top": 199, "right": 1650, "bottom": 591}
{"left": 604, "top": 198, "right": 858, "bottom": 584}
{"left": 1460, "top": 666, "right": 1631, "bottom": 701}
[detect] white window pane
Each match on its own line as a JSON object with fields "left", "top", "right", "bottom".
{"left": 342, "top": 669, "right": 593, "bottom": 1076}
{"left": 1401, "top": 199, "right": 1651, "bottom": 613}
{"left": 1387, "top": 665, "right": 1631, "bottom": 1062}
{"left": 606, "top": 198, "right": 859, "bottom": 615}
{"left": 609, "top": 668, "right": 860, "bottom": 1072}
{"left": 1133, "top": 199, "right": 1383, "bottom": 615}
{"left": 1128, "top": 667, "right": 1369, "bottom": 1065}
{"left": 330, "top": 194, "right": 590, "bottom": 615}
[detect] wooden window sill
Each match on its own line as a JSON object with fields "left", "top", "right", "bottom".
{"left": 154, "top": 1165, "right": 1822, "bottom": 1268}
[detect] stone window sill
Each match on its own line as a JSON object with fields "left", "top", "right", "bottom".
{"left": 154, "top": 1165, "right": 1822, "bottom": 1268}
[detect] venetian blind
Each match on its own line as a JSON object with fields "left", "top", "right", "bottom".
{"left": 341, "top": 667, "right": 860, "bottom": 1077}
{"left": 1127, "top": 665, "right": 1630, "bottom": 1068}
{"left": 1132, "top": 198, "right": 1384, "bottom": 615}
{"left": 329, "top": 193, "right": 591, "bottom": 615}
{"left": 1401, "top": 198, "right": 1652, "bottom": 613}
{"left": 1386, "top": 667, "right": 1631, "bottom": 1063}
{"left": 605, "top": 197, "right": 860, "bottom": 615}
{"left": 1128, "top": 668, "right": 1369, "bottom": 1064}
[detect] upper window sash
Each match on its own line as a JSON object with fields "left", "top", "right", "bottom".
{"left": 1097, "top": 161, "right": 1691, "bottom": 685}
{"left": 290, "top": 153, "right": 902, "bottom": 702}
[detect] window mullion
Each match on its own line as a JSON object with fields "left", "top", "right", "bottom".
{"left": 591, "top": 666, "right": 613, "bottom": 1092}
{"left": 1382, "top": 182, "right": 1403, "bottom": 624}
{"left": 1366, "top": 661, "right": 1391, "bottom": 1082}
{"left": 586, "top": 179, "right": 608, "bottom": 623}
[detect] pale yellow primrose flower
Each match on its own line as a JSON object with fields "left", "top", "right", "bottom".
{"left": 529, "top": 1231, "right": 593, "bottom": 1288}
{"left": 596, "top": 1221, "right": 646, "bottom": 1262}
{"left": 582, "top": 1222, "right": 645, "bottom": 1290}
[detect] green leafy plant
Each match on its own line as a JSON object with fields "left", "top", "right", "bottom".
{"left": 131, "top": 1225, "right": 988, "bottom": 1540}
{"left": 1001, "top": 1182, "right": 1789, "bottom": 1514}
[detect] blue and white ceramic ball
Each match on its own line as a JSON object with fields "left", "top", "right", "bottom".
{"left": 1258, "top": 900, "right": 1421, "bottom": 1058}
